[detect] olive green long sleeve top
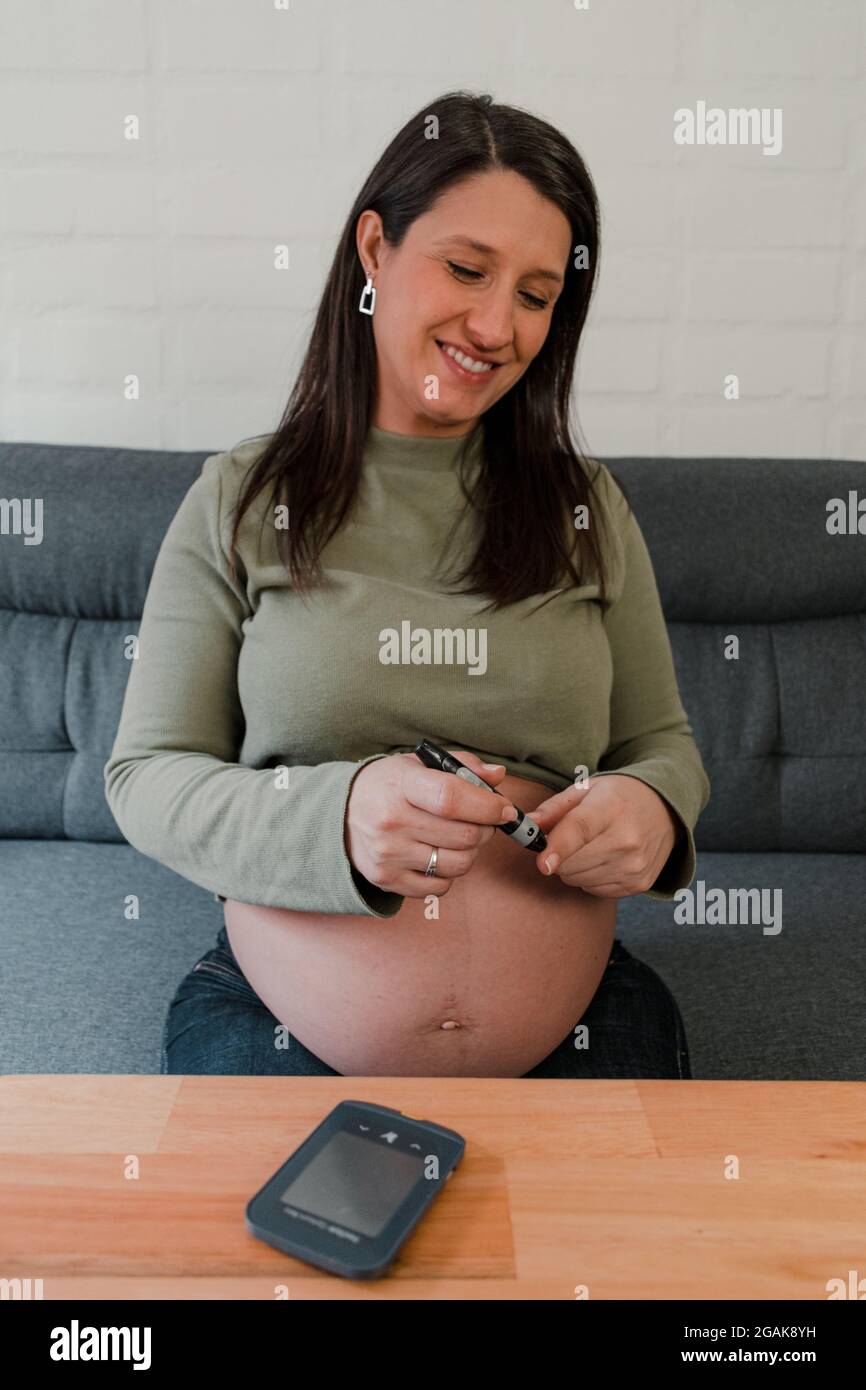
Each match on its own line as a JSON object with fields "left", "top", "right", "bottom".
{"left": 103, "top": 425, "right": 710, "bottom": 918}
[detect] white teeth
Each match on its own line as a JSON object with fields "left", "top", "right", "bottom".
{"left": 440, "top": 342, "right": 494, "bottom": 373}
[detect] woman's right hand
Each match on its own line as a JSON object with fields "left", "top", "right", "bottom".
{"left": 344, "top": 749, "right": 517, "bottom": 899}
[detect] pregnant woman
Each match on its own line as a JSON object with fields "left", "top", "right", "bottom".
{"left": 104, "top": 91, "right": 710, "bottom": 1080}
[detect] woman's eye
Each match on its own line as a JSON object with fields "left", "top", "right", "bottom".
{"left": 447, "top": 260, "right": 482, "bottom": 282}
{"left": 446, "top": 261, "right": 548, "bottom": 309}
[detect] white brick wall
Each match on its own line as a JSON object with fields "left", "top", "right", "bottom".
{"left": 1, "top": 0, "right": 863, "bottom": 458}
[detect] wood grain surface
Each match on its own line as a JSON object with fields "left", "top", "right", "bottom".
{"left": 1, "top": 1076, "right": 863, "bottom": 1300}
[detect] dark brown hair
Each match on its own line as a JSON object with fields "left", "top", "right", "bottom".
{"left": 226, "top": 89, "right": 620, "bottom": 613}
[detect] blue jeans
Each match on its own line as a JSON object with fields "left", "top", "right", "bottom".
{"left": 161, "top": 928, "right": 692, "bottom": 1079}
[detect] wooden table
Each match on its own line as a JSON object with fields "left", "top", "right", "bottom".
{"left": 1, "top": 1076, "right": 863, "bottom": 1300}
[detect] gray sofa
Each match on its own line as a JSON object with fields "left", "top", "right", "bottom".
{"left": 1, "top": 441, "right": 864, "bottom": 1079}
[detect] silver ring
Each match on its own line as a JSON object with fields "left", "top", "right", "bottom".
{"left": 424, "top": 846, "right": 439, "bottom": 877}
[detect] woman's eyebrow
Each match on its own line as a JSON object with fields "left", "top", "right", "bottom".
{"left": 431, "top": 235, "right": 564, "bottom": 285}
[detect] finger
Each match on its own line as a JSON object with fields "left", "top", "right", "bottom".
{"left": 407, "top": 840, "right": 479, "bottom": 880}
{"left": 404, "top": 758, "right": 517, "bottom": 828}
{"left": 366, "top": 819, "right": 493, "bottom": 898}
{"left": 402, "top": 746, "right": 508, "bottom": 786}
{"left": 404, "top": 804, "right": 498, "bottom": 851}
{"left": 531, "top": 780, "right": 594, "bottom": 827}
{"left": 563, "top": 862, "right": 646, "bottom": 897}
{"left": 443, "top": 748, "right": 513, "bottom": 802}
{"left": 446, "top": 748, "right": 511, "bottom": 784}
{"left": 552, "top": 846, "right": 620, "bottom": 881}
{"left": 540, "top": 803, "right": 614, "bottom": 872}
{"left": 566, "top": 869, "right": 630, "bottom": 893}
{"left": 404, "top": 872, "right": 452, "bottom": 897}
{"left": 564, "top": 849, "right": 654, "bottom": 894}
{"left": 561, "top": 876, "right": 628, "bottom": 899}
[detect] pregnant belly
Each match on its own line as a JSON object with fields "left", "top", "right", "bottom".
{"left": 224, "top": 770, "right": 618, "bottom": 1077}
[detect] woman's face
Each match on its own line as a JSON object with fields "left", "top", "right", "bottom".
{"left": 356, "top": 168, "right": 573, "bottom": 437}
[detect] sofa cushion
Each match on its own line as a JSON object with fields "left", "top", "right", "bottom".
{"left": 1, "top": 838, "right": 863, "bottom": 1080}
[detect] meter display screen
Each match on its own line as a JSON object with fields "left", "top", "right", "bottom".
{"left": 279, "top": 1130, "right": 425, "bottom": 1237}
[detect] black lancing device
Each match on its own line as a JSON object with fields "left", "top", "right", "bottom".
{"left": 413, "top": 738, "right": 548, "bottom": 853}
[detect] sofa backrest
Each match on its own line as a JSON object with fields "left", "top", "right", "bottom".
{"left": 1, "top": 443, "right": 864, "bottom": 852}
{"left": 0, "top": 443, "right": 209, "bottom": 842}
{"left": 607, "top": 456, "right": 866, "bottom": 854}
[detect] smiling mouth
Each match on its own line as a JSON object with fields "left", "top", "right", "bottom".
{"left": 435, "top": 339, "right": 503, "bottom": 378}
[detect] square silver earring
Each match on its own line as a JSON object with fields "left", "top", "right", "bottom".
{"left": 359, "top": 275, "right": 376, "bottom": 315}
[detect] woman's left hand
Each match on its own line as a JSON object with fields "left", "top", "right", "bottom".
{"left": 529, "top": 774, "right": 682, "bottom": 898}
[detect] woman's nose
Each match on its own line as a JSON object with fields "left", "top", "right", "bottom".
{"left": 462, "top": 294, "right": 514, "bottom": 354}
